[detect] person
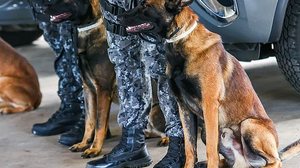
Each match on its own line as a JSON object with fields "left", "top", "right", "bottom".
{"left": 86, "top": 0, "right": 185, "bottom": 168}
{"left": 28, "top": 0, "right": 85, "bottom": 146}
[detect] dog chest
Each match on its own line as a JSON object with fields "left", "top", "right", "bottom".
{"left": 166, "top": 45, "right": 202, "bottom": 115}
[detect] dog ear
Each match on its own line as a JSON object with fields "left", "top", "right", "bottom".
{"left": 165, "top": 0, "right": 193, "bottom": 13}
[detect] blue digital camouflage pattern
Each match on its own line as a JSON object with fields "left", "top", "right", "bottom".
{"left": 103, "top": 0, "right": 183, "bottom": 137}
{"left": 30, "top": 1, "right": 84, "bottom": 110}
{"left": 38, "top": 21, "right": 84, "bottom": 108}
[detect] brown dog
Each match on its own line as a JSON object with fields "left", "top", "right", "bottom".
{"left": 0, "top": 38, "right": 42, "bottom": 114}
{"left": 72, "top": 3, "right": 116, "bottom": 158}
{"left": 43, "top": 0, "right": 168, "bottom": 158}
{"left": 121, "top": 0, "right": 300, "bottom": 167}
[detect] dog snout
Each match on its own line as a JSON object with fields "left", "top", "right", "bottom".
{"left": 118, "top": 13, "right": 138, "bottom": 27}
{"left": 118, "top": 4, "right": 144, "bottom": 26}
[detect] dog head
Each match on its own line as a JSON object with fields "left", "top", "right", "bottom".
{"left": 120, "top": 0, "right": 195, "bottom": 38}
{"left": 39, "top": 0, "right": 92, "bottom": 23}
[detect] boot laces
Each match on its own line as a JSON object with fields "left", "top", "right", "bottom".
{"left": 109, "top": 128, "right": 144, "bottom": 156}
{"left": 47, "top": 103, "right": 73, "bottom": 122}
{"left": 67, "top": 115, "right": 85, "bottom": 134}
{"left": 166, "top": 139, "right": 182, "bottom": 158}
{"left": 110, "top": 131, "right": 130, "bottom": 154}
{"left": 157, "top": 137, "right": 184, "bottom": 166}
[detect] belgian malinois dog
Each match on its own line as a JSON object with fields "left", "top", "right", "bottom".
{"left": 120, "top": 0, "right": 300, "bottom": 167}
{"left": 0, "top": 38, "right": 41, "bottom": 114}
{"left": 42, "top": 0, "right": 168, "bottom": 158}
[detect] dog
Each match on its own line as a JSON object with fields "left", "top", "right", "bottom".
{"left": 120, "top": 0, "right": 300, "bottom": 167}
{"left": 43, "top": 0, "right": 168, "bottom": 158}
{"left": 0, "top": 38, "right": 42, "bottom": 114}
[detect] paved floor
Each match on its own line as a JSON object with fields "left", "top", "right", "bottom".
{"left": 0, "top": 38, "right": 300, "bottom": 168}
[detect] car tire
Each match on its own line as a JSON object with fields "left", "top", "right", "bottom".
{"left": 275, "top": 0, "right": 300, "bottom": 94}
{"left": 0, "top": 27, "right": 42, "bottom": 46}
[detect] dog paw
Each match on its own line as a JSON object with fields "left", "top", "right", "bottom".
{"left": 0, "top": 108, "right": 9, "bottom": 114}
{"left": 81, "top": 148, "right": 101, "bottom": 158}
{"left": 69, "top": 143, "right": 90, "bottom": 152}
{"left": 157, "top": 137, "right": 169, "bottom": 147}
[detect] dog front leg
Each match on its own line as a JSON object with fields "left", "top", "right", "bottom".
{"left": 202, "top": 89, "right": 220, "bottom": 168}
{"left": 70, "top": 84, "right": 97, "bottom": 153}
{"left": 203, "top": 99, "right": 219, "bottom": 168}
{"left": 202, "top": 77, "right": 221, "bottom": 168}
{"left": 178, "top": 103, "right": 197, "bottom": 168}
{"left": 200, "top": 68, "right": 224, "bottom": 168}
{"left": 82, "top": 88, "right": 112, "bottom": 158}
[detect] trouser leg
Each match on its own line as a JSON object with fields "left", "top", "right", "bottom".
{"left": 32, "top": 21, "right": 85, "bottom": 138}
{"left": 107, "top": 32, "right": 151, "bottom": 129}
{"left": 86, "top": 32, "right": 152, "bottom": 168}
{"left": 141, "top": 40, "right": 185, "bottom": 168}
{"left": 141, "top": 40, "right": 183, "bottom": 137}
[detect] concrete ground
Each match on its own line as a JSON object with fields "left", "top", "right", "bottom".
{"left": 1, "top": 37, "right": 300, "bottom": 168}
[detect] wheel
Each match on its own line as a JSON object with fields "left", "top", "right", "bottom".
{"left": 0, "top": 26, "right": 42, "bottom": 46}
{"left": 275, "top": 0, "right": 300, "bottom": 94}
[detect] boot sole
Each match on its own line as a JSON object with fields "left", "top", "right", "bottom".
{"left": 86, "top": 156, "right": 152, "bottom": 168}
{"left": 125, "top": 156, "right": 152, "bottom": 168}
{"left": 32, "top": 125, "right": 73, "bottom": 136}
{"left": 58, "top": 138, "right": 82, "bottom": 147}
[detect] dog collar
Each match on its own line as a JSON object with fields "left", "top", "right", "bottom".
{"left": 77, "top": 19, "right": 102, "bottom": 32}
{"left": 166, "top": 21, "right": 198, "bottom": 43}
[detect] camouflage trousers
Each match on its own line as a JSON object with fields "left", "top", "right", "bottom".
{"left": 38, "top": 21, "right": 84, "bottom": 109}
{"left": 106, "top": 31, "right": 183, "bottom": 137}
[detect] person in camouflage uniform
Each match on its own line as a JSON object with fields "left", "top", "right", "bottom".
{"left": 86, "top": 1, "right": 185, "bottom": 168}
{"left": 29, "top": 1, "right": 85, "bottom": 147}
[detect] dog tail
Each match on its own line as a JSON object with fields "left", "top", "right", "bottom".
{"left": 279, "top": 138, "right": 300, "bottom": 161}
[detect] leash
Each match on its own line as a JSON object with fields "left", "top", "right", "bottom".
{"left": 77, "top": 19, "right": 103, "bottom": 32}
{"left": 166, "top": 21, "right": 198, "bottom": 43}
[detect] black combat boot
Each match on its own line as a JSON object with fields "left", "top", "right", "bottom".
{"left": 153, "top": 136, "right": 185, "bottom": 168}
{"left": 58, "top": 110, "right": 85, "bottom": 146}
{"left": 86, "top": 127, "right": 152, "bottom": 168}
{"left": 32, "top": 102, "right": 82, "bottom": 136}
